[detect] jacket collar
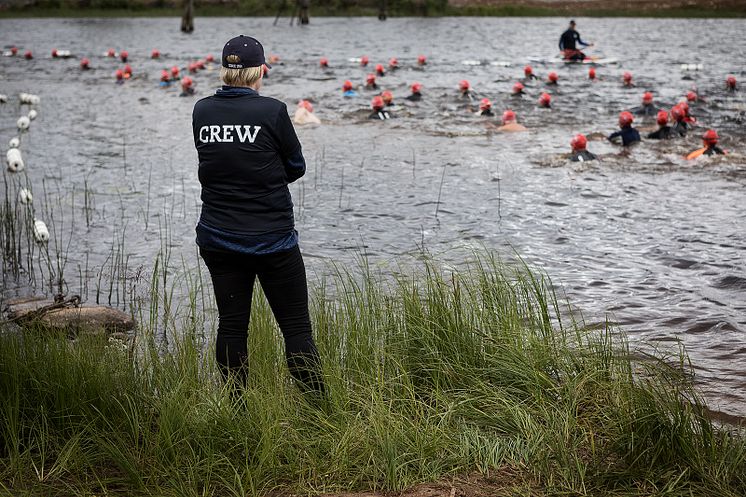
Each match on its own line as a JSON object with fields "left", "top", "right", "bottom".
{"left": 215, "top": 85, "right": 258, "bottom": 97}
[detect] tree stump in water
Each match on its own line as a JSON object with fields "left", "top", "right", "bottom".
{"left": 181, "top": 0, "right": 194, "bottom": 33}
{"left": 298, "top": 0, "right": 309, "bottom": 24}
{"left": 4, "top": 296, "right": 135, "bottom": 335}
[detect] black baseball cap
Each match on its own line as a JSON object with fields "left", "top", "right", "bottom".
{"left": 222, "top": 35, "right": 270, "bottom": 69}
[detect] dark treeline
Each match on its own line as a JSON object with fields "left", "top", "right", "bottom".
{"left": 6, "top": 0, "right": 449, "bottom": 15}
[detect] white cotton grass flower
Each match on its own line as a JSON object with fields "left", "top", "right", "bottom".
{"left": 9, "top": 137, "right": 20, "bottom": 148}
{"left": 19, "top": 188, "right": 33, "bottom": 204}
{"left": 6, "top": 148, "right": 24, "bottom": 172}
{"left": 28, "top": 109, "right": 38, "bottom": 120}
{"left": 17, "top": 115, "right": 30, "bottom": 131}
{"left": 33, "top": 219, "right": 49, "bottom": 243}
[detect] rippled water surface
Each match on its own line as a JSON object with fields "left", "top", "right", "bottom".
{"left": 1, "top": 17, "right": 745, "bottom": 415}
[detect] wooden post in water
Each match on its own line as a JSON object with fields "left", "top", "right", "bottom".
{"left": 298, "top": 0, "right": 309, "bottom": 25}
{"left": 181, "top": 0, "right": 194, "bottom": 33}
{"left": 378, "top": 0, "right": 387, "bottom": 20}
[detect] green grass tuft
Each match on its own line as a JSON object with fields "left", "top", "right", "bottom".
{"left": 1, "top": 253, "right": 745, "bottom": 495}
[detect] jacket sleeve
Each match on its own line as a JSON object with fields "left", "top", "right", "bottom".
{"left": 275, "top": 104, "right": 306, "bottom": 183}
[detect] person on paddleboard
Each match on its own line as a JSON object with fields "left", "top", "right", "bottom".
{"left": 559, "top": 20, "right": 592, "bottom": 61}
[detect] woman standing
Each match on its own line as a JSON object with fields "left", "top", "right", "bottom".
{"left": 192, "top": 35, "right": 323, "bottom": 393}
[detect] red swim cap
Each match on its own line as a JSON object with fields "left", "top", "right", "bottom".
{"left": 388, "top": 57, "right": 398, "bottom": 68}
{"left": 361, "top": 55, "right": 369, "bottom": 66}
{"left": 151, "top": 49, "right": 160, "bottom": 59}
{"left": 171, "top": 66, "right": 180, "bottom": 77}
{"left": 123, "top": 64, "right": 133, "bottom": 75}
{"left": 459, "top": 80, "right": 470, "bottom": 91}
{"left": 342, "top": 80, "right": 353, "bottom": 91}
{"left": 299, "top": 100, "right": 314, "bottom": 112}
{"left": 160, "top": 69, "right": 170, "bottom": 81}
{"left": 381, "top": 90, "right": 393, "bottom": 104}
{"left": 107, "top": 48, "right": 115, "bottom": 57}
{"left": 702, "top": 129, "right": 718, "bottom": 146}
{"left": 538, "top": 92, "right": 551, "bottom": 107}
{"left": 418, "top": 55, "right": 427, "bottom": 65}
{"left": 188, "top": 62, "right": 198, "bottom": 73}
{"left": 671, "top": 104, "right": 685, "bottom": 122}
{"left": 366, "top": 73, "right": 376, "bottom": 84}
{"left": 502, "top": 109, "right": 516, "bottom": 124}
{"left": 10, "top": 46, "right": 17, "bottom": 55}
{"left": 680, "top": 101, "right": 690, "bottom": 114}
{"left": 570, "top": 134, "right": 587, "bottom": 151}
{"left": 320, "top": 57, "right": 329, "bottom": 67}
{"left": 479, "top": 98, "right": 492, "bottom": 111}
{"left": 181, "top": 76, "right": 193, "bottom": 88}
{"left": 115, "top": 69, "right": 124, "bottom": 80}
{"left": 376, "top": 64, "right": 385, "bottom": 75}
{"left": 686, "top": 91, "right": 697, "bottom": 102}
{"left": 80, "top": 57, "right": 90, "bottom": 69}
{"left": 120, "top": 50, "right": 128, "bottom": 62}
{"left": 524, "top": 65, "right": 533, "bottom": 76}
{"left": 548, "top": 72, "right": 558, "bottom": 82}
{"left": 24, "top": 50, "right": 33, "bottom": 59}
{"left": 656, "top": 110, "right": 669, "bottom": 126}
{"left": 623, "top": 71, "right": 632, "bottom": 83}
{"left": 371, "top": 95, "right": 384, "bottom": 111}
{"left": 588, "top": 68, "right": 596, "bottom": 80}
{"left": 51, "top": 49, "right": 58, "bottom": 58}
{"left": 513, "top": 82, "right": 524, "bottom": 94}
{"left": 726, "top": 75, "right": 737, "bottom": 88}
{"left": 619, "top": 111, "right": 634, "bottom": 127}
{"left": 642, "top": 92, "right": 653, "bottom": 104}
{"left": 411, "top": 82, "right": 422, "bottom": 93}
{"left": 206, "top": 54, "right": 215, "bottom": 62}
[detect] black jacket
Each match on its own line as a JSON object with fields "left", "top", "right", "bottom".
{"left": 192, "top": 86, "right": 305, "bottom": 236}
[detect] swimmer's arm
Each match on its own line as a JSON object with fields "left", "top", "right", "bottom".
{"left": 276, "top": 105, "right": 306, "bottom": 182}
{"left": 607, "top": 130, "right": 622, "bottom": 143}
{"left": 576, "top": 32, "right": 591, "bottom": 47}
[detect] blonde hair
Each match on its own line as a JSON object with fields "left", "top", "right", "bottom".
{"left": 220, "top": 63, "right": 263, "bottom": 88}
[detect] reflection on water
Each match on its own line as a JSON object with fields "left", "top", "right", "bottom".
{"left": 0, "top": 17, "right": 745, "bottom": 416}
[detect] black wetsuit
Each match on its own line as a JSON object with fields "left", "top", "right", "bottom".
{"left": 559, "top": 28, "right": 589, "bottom": 60}
{"left": 647, "top": 126, "right": 674, "bottom": 140}
{"left": 365, "top": 83, "right": 379, "bottom": 90}
{"left": 608, "top": 126, "right": 641, "bottom": 146}
{"left": 369, "top": 110, "right": 392, "bottom": 120}
{"left": 570, "top": 150, "right": 597, "bottom": 162}
{"left": 405, "top": 92, "right": 422, "bottom": 101}
{"left": 480, "top": 109, "right": 494, "bottom": 116}
{"left": 703, "top": 146, "right": 725, "bottom": 156}
{"left": 671, "top": 121, "right": 689, "bottom": 137}
{"left": 632, "top": 103, "right": 659, "bottom": 116}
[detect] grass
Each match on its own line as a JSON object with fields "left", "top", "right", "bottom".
{"left": 1, "top": 252, "right": 745, "bottom": 496}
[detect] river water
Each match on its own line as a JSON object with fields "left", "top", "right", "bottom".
{"left": 1, "top": 17, "right": 745, "bottom": 416}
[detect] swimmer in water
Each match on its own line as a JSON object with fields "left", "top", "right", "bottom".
{"left": 478, "top": 98, "right": 493, "bottom": 116}
{"left": 293, "top": 99, "right": 321, "bottom": 125}
{"left": 159, "top": 69, "right": 171, "bottom": 87}
{"left": 670, "top": 104, "right": 689, "bottom": 137}
{"left": 512, "top": 82, "right": 525, "bottom": 97}
{"left": 686, "top": 129, "right": 726, "bottom": 159}
{"left": 559, "top": 20, "right": 592, "bottom": 61}
{"left": 632, "top": 92, "right": 659, "bottom": 116}
{"left": 608, "top": 111, "right": 641, "bottom": 146}
{"left": 459, "top": 80, "right": 473, "bottom": 101}
{"left": 365, "top": 73, "right": 378, "bottom": 90}
{"left": 406, "top": 82, "right": 423, "bottom": 101}
{"left": 622, "top": 72, "right": 634, "bottom": 87}
{"left": 523, "top": 65, "right": 538, "bottom": 81}
{"left": 647, "top": 110, "right": 674, "bottom": 140}
{"left": 369, "top": 95, "right": 392, "bottom": 120}
{"left": 538, "top": 92, "right": 552, "bottom": 108}
{"left": 547, "top": 72, "right": 559, "bottom": 85}
{"left": 180, "top": 76, "right": 195, "bottom": 96}
{"left": 342, "top": 80, "right": 358, "bottom": 97}
{"left": 726, "top": 75, "right": 737, "bottom": 92}
{"left": 498, "top": 110, "right": 527, "bottom": 132}
{"left": 381, "top": 90, "right": 394, "bottom": 107}
{"left": 569, "top": 134, "right": 597, "bottom": 162}
{"left": 375, "top": 64, "right": 385, "bottom": 77}
{"left": 388, "top": 57, "right": 399, "bottom": 71}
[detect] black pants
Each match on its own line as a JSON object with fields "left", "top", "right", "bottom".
{"left": 200, "top": 245, "right": 323, "bottom": 393}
